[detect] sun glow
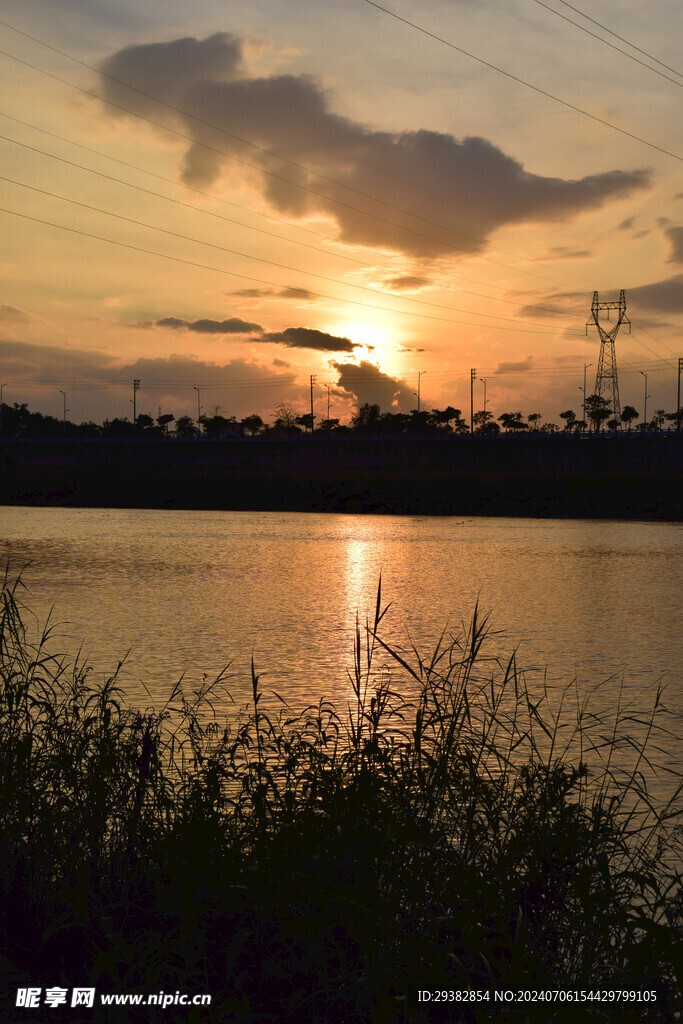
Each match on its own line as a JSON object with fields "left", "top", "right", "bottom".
{"left": 331, "top": 320, "right": 402, "bottom": 374}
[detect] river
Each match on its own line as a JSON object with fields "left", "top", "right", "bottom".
{"left": 1, "top": 506, "right": 681, "bottom": 794}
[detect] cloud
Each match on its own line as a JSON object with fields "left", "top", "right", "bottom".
{"left": 628, "top": 275, "right": 683, "bottom": 314}
{"left": 544, "top": 246, "right": 592, "bottom": 260}
{"left": 228, "top": 286, "right": 315, "bottom": 301}
{"left": 0, "top": 340, "right": 312, "bottom": 422}
{"left": 0, "top": 304, "right": 34, "bottom": 323}
{"left": 665, "top": 227, "right": 683, "bottom": 263}
{"left": 99, "top": 34, "right": 651, "bottom": 259}
{"left": 155, "top": 316, "right": 263, "bottom": 334}
{"left": 260, "top": 326, "right": 361, "bottom": 351}
{"left": 331, "top": 359, "right": 414, "bottom": 413}
{"left": 0, "top": 339, "right": 116, "bottom": 386}
{"left": 230, "top": 288, "right": 274, "bottom": 298}
{"left": 280, "top": 287, "right": 315, "bottom": 300}
{"left": 494, "top": 358, "right": 534, "bottom": 374}
{"left": 519, "top": 276, "right": 683, "bottom": 320}
{"left": 382, "top": 275, "right": 431, "bottom": 291}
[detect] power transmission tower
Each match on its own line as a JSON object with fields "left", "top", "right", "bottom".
{"left": 585, "top": 290, "right": 630, "bottom": 421}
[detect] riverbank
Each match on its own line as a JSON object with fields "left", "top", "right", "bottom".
{"left": 1, "top": 571, "right": 680, "bottom": 1022}
{"left": 1, "top": 433, "right": 681, "bottom": 519}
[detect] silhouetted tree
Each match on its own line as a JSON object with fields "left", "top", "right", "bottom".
{"left": 174, "top": 415, "right": 197, "bottom": 438}
{"left": 351, "top": 403, "right": 382, "bottom": 432}
{"left": 273, "top": 403, "right": 301, "bottom": 433}
{"left": 240, "top": 414, "right": 264, "bottom": 436}
{"left": 559, "top": 409, "right": 578, "bottom": 431}
{"left": 157, "top": 412, "right": 175, "bottom": 435}
{"left": 585, "top": 394, "right": 611, "bottom": 432}
{"left": 620, "top": 405, "right": 639, "bottom": 431}
{"left": 102, "top": 417, "right": 135, "bottom": 438}
{"left": 498, "top": 411, "right": 527, "bottom": 432}
{"left": 135, "top": 413, "right": 155, "bottom": 432}
{"left": 527, "top": 412, "right": 542, "bottom": 431}
{"left": 318, "top": 417, "right": 341, "bottom": 432}
{"left": 473, "top": 410, "right": 499, "bottom": 434}
{"left": 651, "top": 409, "right": 666, "bottom": 431}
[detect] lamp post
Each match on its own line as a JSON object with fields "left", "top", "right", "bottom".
{"left": 132, "top": 378, "right": 140, "bottom": 429}
{"left": 479, "top": 377, "right": 487, "bottom": 432}
{"left": 580, "top": 362, "right": 592, "bottom": 432}
{"left": 470, "top": 368, "right": 476, "bottom": 434}
{"left": 414, "top": 370, "right": 426, "bottom": 421}
{"left": 193, "top": 386, "right": 201, "bottom": 436}
{"left": 59, "top": 389, "right": 68, "bottom": 434}
{"left": 0, "top": 382, "right": 6, "bottom": 434}
{"left": 640, "top": 371, "right": 650, "bottom": 430}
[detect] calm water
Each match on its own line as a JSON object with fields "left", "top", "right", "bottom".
{"left": 1, "top": 507, "right": 681, "bottom": 784}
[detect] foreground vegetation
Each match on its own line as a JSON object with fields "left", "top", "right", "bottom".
{"left": 1, "top": 569, "right": 681, "bottom": 1022}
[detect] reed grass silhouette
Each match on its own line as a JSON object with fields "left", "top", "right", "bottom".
{"left": 1, "top": 567, "right": 681, "bottom": 1022}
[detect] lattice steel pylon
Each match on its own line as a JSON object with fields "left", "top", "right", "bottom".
{"left": 585, "top": 289, "right": 630, "bottom": 421}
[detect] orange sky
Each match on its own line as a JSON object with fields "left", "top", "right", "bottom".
{"left": 1, "top": 0, "right": 681, "bottom": 427}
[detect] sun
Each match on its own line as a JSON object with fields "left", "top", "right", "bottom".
{"left": 331, "top": 320, "right": 399, "bottom": 372}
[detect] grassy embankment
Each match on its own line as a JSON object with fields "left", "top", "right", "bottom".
{"left": 1, "top": 568, "right": 681, "bottom": 1022}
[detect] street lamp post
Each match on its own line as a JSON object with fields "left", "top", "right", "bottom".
{"left": 479, "top": 377, "right": 487, "bottom": 431}
{"left": 470, "top": 368, "right": 476, "bottom": 434}
{"left": 133, "top": 378, "right": 140, "bottom": 429}
{"left": 59, "top": 390, "right": 67, "bottom": 434}
{"left": 193, "top": 386, "right": 201, "bottom": 436}
{"left": 414, "top": 370, "right": 426, "bottom": 421}
{"left": 580, "top": 362, "right": 592, "bottom": 432}
{"left": 640, "top": 371, "right": 650, "bottom": 429}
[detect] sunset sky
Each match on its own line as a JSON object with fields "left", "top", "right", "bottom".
{"left": 1, "top": 0, "right": 681, "bottom": 427}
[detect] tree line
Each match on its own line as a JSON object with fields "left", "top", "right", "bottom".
{"left": 0, "top": 396, "right": 680, "bottom": 439}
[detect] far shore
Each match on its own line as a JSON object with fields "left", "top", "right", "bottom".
{"left": 1, "top": 433, "right": 681, "bottom": 520}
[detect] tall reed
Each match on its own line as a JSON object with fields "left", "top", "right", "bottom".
{"left": 1, "top": 567, "right": 680, "bottom": 1022}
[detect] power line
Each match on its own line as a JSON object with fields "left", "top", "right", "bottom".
{"left": 0, "top": 124, "right": 581, "bottom": 320}
{"left": 545, "top": 0, "right": 683, "bottom": 80}
{"left": 532, "top": 0, "right": 683, "bottom": 89}
{"left": 0, "top": 205, "right": 586, "bottom": 336}
{"left": 0, "top": 43, "right": 590, "bottom": 291}
{"left": 357, "top": 0, "right": 683, "bottom": 162}
{"left": 0, "top": 20, "right": 660, "bottom": 291}
{"left": 1, "top": 174, "right": 586, "bottom": 333}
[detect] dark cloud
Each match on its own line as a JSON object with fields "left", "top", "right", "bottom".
{"left": 665, "top": 227, "right": 683, "bottom": 264}
{"left": 331, "top": 360, "right": 413, "bottom": 413}
{"left": 260, "top": 327, "right": 361, "bottom": 351}
{"left": 228, "top": 286, "right": 315, "bottom": 300}
{"left": 0, "top": 340, "right": 309, "bottom": 422}
{"left": 382, "top": 275, "right": 431, "bottom": 291}
{"left": 99, "top": 34, "right": 650, "bottom": 259}
{"left": 618, "top": 217, "right": 636, "bottom": 231}
{"left": 230, "top": 288, "right": 274, "bottom": 298}
{"left": 156, "top": 316, "right": 263, "bottom": 334}
{"left": 272, "top": 357, "right": 290, "bottom": 367}
{"left": 545, "top": 246, "right": 592, "bottom": 260}
{"left": 495, "top": 358, "right": 534, "bottom": 374}
{"left": 628, "top": 275, "right": 683, "bottom": 314}
{"left": 280, "top": 287, "right": 315, "bottom": 300}
{"left": 520, "top": 277, "right": 683, "bottom": 320}
{"left": 0, "top": 338, "right": 114, "bottom": 381}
